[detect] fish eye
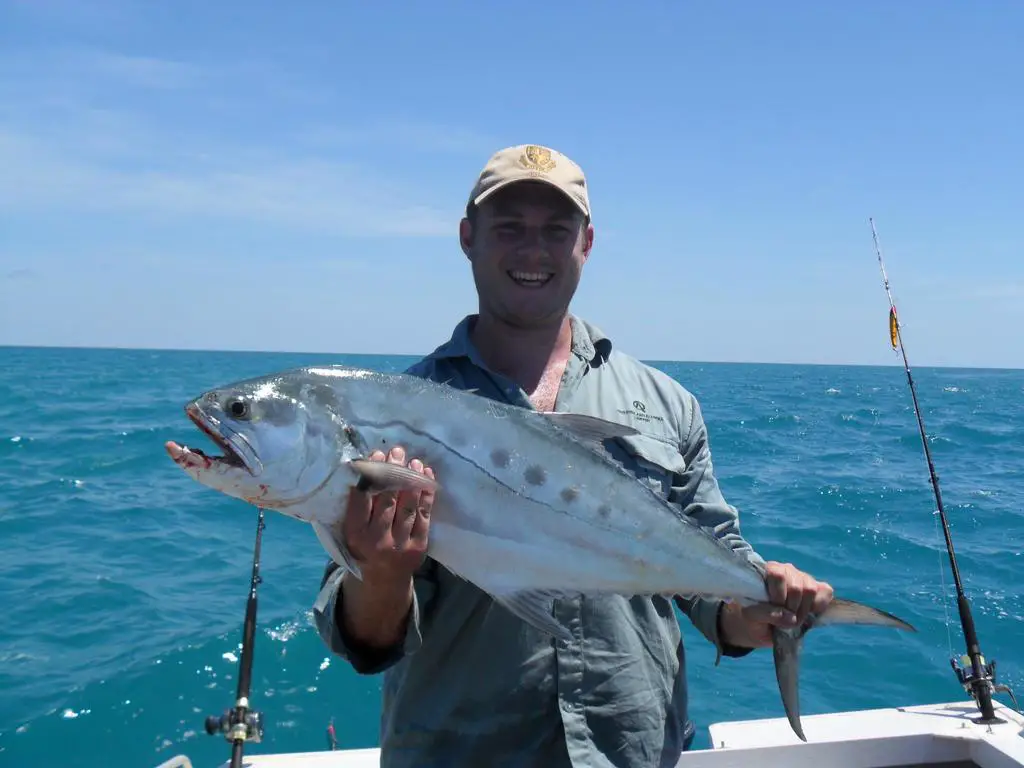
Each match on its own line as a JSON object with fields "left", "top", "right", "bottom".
{"left": 226, "top": 397, "right": 250, "bottom": 419}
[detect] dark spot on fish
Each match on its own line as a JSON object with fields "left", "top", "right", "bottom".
{"left": 598, "top": 504, "right": 612, "bottom": 519}
{"left": 490, "top": 448, "right": 510, "bottom": 468}
{"left": 307, "top": 383, "right": 339, "bottom": 409}
{"left": 561, "top": 486, "right": 580, "bottom": 503}
{"left": 525, "top": 465, "right": 547, "bottom": 486}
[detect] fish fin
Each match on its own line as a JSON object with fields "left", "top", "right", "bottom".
{"left": 770, "top": 597, "right": 916, "bottom": 743}
{"left": 491, "top": 590, "right": 574, "bottom": 643}
{"left": 441, "top": 378, "right": 479, "bottom": 395}
{"left": 771, "top": 626, "right": 806, "bottom": 741}
{"left": 311, "top": 520, "right": 364, "bottom": 581}
{"left": 349, "top": 460, "right": 440, "bottom": 494}
{"left": 812, "top": 597, "right": 917, "bottom": 632}
{"left": 542, "top": 412, "right": 641, "bottom": 444}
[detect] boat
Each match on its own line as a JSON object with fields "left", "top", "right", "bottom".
{"left": 154, "top": 221, "right": 1023, "bottom": 768}
{"left": 151, "top": 697, "right": 1024, "bottom": 768}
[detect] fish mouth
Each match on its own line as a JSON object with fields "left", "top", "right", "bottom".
{"left": 171, "top": 402, "right": 262, "bottom": 475}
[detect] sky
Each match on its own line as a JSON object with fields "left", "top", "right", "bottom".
{"left": 1, "top": 1, "right": 1022, "bottom": 368}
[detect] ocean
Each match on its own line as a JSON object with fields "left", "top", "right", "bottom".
{"left": 1, "top": 346, "right": 1021, "bottom": 768}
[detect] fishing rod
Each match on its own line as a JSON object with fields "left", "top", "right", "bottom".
{"left": 868, "top": 217, "right": 1018, "bottom": 724}
{"left": 204, "top": 507, "right": 267, "bottom": 767}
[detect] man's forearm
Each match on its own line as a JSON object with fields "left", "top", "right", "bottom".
{"left": 339, "top": 570, "right": 414, "bottom": 650}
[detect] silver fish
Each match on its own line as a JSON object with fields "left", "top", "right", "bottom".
{"left": 164, "top": 365, "right": 916, "bottom": 742}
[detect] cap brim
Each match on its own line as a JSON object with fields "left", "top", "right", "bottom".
{"left": 473, "top": 175, "right": 588, "bottom": 216}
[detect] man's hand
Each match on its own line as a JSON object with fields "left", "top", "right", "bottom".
{"left": 719, "top": 561, "right": 834, "bottom": 649}
{"left": 338, "top": 445, "right": 436, "bottom": 585}
{"left": 335, "top": 445, "right": 436, "bottom": 652}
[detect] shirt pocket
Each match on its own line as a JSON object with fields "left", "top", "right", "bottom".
{"left": 613, "top": 433, "right": 686, "bottom": 498}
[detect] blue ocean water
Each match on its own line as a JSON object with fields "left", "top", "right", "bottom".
{"left": 0, "top": 346, "right": 1021, "bottom": 768}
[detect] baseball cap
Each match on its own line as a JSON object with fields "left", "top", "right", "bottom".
{"left": 467, "top": 144, "right": 591, "bottom": 219}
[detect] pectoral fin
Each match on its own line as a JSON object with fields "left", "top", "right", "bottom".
{"left": 491, "top": 589, "right": 574, "bottom": 643}
{"left": 349, "top": 459, "right": 440, "bottom": 494}
{"left": 541, "top": 412, "right": 641, "bottom": 444}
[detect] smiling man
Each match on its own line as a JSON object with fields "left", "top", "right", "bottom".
{"left": 312, "top": 144, "right": 834, "bottom": 768}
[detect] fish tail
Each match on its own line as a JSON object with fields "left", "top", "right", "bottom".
{"left": 772, "top": 597, "right": 916, "bottom": 742}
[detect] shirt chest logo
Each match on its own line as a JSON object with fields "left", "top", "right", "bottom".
{"left": 616, "top": 399, "right": 665, "bottom": 426}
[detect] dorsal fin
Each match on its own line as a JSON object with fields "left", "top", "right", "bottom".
{"left": 541, "top": 412, "right": 640, "bottom": 445}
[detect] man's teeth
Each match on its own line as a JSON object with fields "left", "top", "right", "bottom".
{"left": 509, "top": 271, "right": 553, "bottom": 283}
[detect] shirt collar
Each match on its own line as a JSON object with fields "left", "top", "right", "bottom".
{"left": 425, "top": 314, "right": 612, "bottom": 368}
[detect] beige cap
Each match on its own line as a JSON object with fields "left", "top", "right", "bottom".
{"left": 467, "top": 144, "right": 591, "bottom": 219}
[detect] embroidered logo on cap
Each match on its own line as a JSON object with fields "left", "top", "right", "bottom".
{"left": 518, "top": 145, "right": 557, "bottom": 173}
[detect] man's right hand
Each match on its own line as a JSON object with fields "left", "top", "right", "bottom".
{"left": 338, "top": 445, "right": 435, "bottom": 584}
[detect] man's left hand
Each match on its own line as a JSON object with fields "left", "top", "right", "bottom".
{"left": 719, "top": 561, "right": 835, "bottom": 649}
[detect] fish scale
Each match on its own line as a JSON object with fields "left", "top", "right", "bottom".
{"left": 165, "top": 363, "right": 918, "bottom": 743}
{"left": 356, "top": 392, "right": 714, "bottom": 591}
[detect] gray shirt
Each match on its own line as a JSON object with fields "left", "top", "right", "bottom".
{"left": 312, "top": 314, "right": 765, "bottom": 768}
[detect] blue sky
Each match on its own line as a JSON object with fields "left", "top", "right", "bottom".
{"left": 1, "top": 1, "right": 1021, "bottom": 368}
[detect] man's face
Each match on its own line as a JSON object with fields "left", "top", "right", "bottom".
{"left": 461, "top": 181, "right": 594, "bottom": 329}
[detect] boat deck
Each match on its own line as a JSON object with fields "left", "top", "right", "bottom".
{"left": 196, "top": 700, "right": 1024, "bottom": 768}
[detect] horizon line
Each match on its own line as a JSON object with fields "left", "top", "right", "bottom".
{"left": 2, "top": 342, "right": 1021, "bottom": 373}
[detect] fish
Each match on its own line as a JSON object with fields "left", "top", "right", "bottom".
{"left": 164, "top": 364, "right": 916, "bottom": 742}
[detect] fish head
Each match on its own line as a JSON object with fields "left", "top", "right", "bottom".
{"left": 166, "top": 372, "right": 349, "bottom": 513}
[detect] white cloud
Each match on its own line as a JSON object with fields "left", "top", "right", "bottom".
{"left": 4, "top": 268, "right": 37, "bottom": 281}
{"left": 967, "top": 282, "right": 1024, "bottom": 301}
{"left": 0, "top": 129, "right": 453, "bottom": 237}
{"left": 897, "top": 274, "right": 1024, "bottom": 307}
{"left": 297, "top": 120, "right": 498, "bottom": 156}
{"left": 0, "top": 45, "right": 469, "bottom": 238}
{"left": 72, "top": 49, "right": 199, "bottom": 90}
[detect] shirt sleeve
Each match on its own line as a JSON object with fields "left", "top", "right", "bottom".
{"left": 311, "top": 356, "right": 443, "bottom": 673}
{"left": 668, "top": 391, "right": 765, "bottom": 659}
{"left": 311, "top": 557, "right": 439, "bottom": 675}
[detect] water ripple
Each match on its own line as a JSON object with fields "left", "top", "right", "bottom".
{"left": 1, "top": 349, "right": 1021, "bottom": 762}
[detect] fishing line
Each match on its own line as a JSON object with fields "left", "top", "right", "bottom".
{"left": 890, "top": 305, "right": 955, "bottom": 664}
{"left": 932, "top": 504, "right": 955, "bottom": 663}
{"left": 869, "top": 218, "right": 1019, "bottom": 720}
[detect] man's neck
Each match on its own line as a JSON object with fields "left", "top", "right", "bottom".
{"left": 470, "top": 312, "right": 574, "bottom": 393}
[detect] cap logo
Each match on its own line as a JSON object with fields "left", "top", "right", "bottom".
{"left": 518, "top": 145, "right": 556, "bottom": 173}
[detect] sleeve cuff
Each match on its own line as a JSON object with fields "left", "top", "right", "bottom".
{"left": 680, "top": 596, "right": 755, "bottom": 660}
{"left": 311, "top": 563, "right": 424, "bottom": 675}
{"left": 714, "top": 600, "right": 755, "bottom": 659}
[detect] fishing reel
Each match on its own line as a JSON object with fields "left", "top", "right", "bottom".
{"left": 204, "top": 703, "right": 265, "bottom": 745}
{"left": 952, "top": 653, "right": 996, "bottom": 692}
{"left": 951, "top": 655, "right": 1020, "bottom": 720}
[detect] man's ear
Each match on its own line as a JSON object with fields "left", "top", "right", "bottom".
{"left": 459, "top": 217, "right": 473, "bottom": 259}
{"left": 581, "top": 221, "right": 595, "bottom": 263}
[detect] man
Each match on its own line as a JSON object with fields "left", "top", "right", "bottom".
{"left": 312, "top": 144, "right": 834, "bottom": 767}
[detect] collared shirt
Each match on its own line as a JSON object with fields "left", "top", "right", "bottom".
{"left": 312, "top": 314, "right": 764, "bottom": 768}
